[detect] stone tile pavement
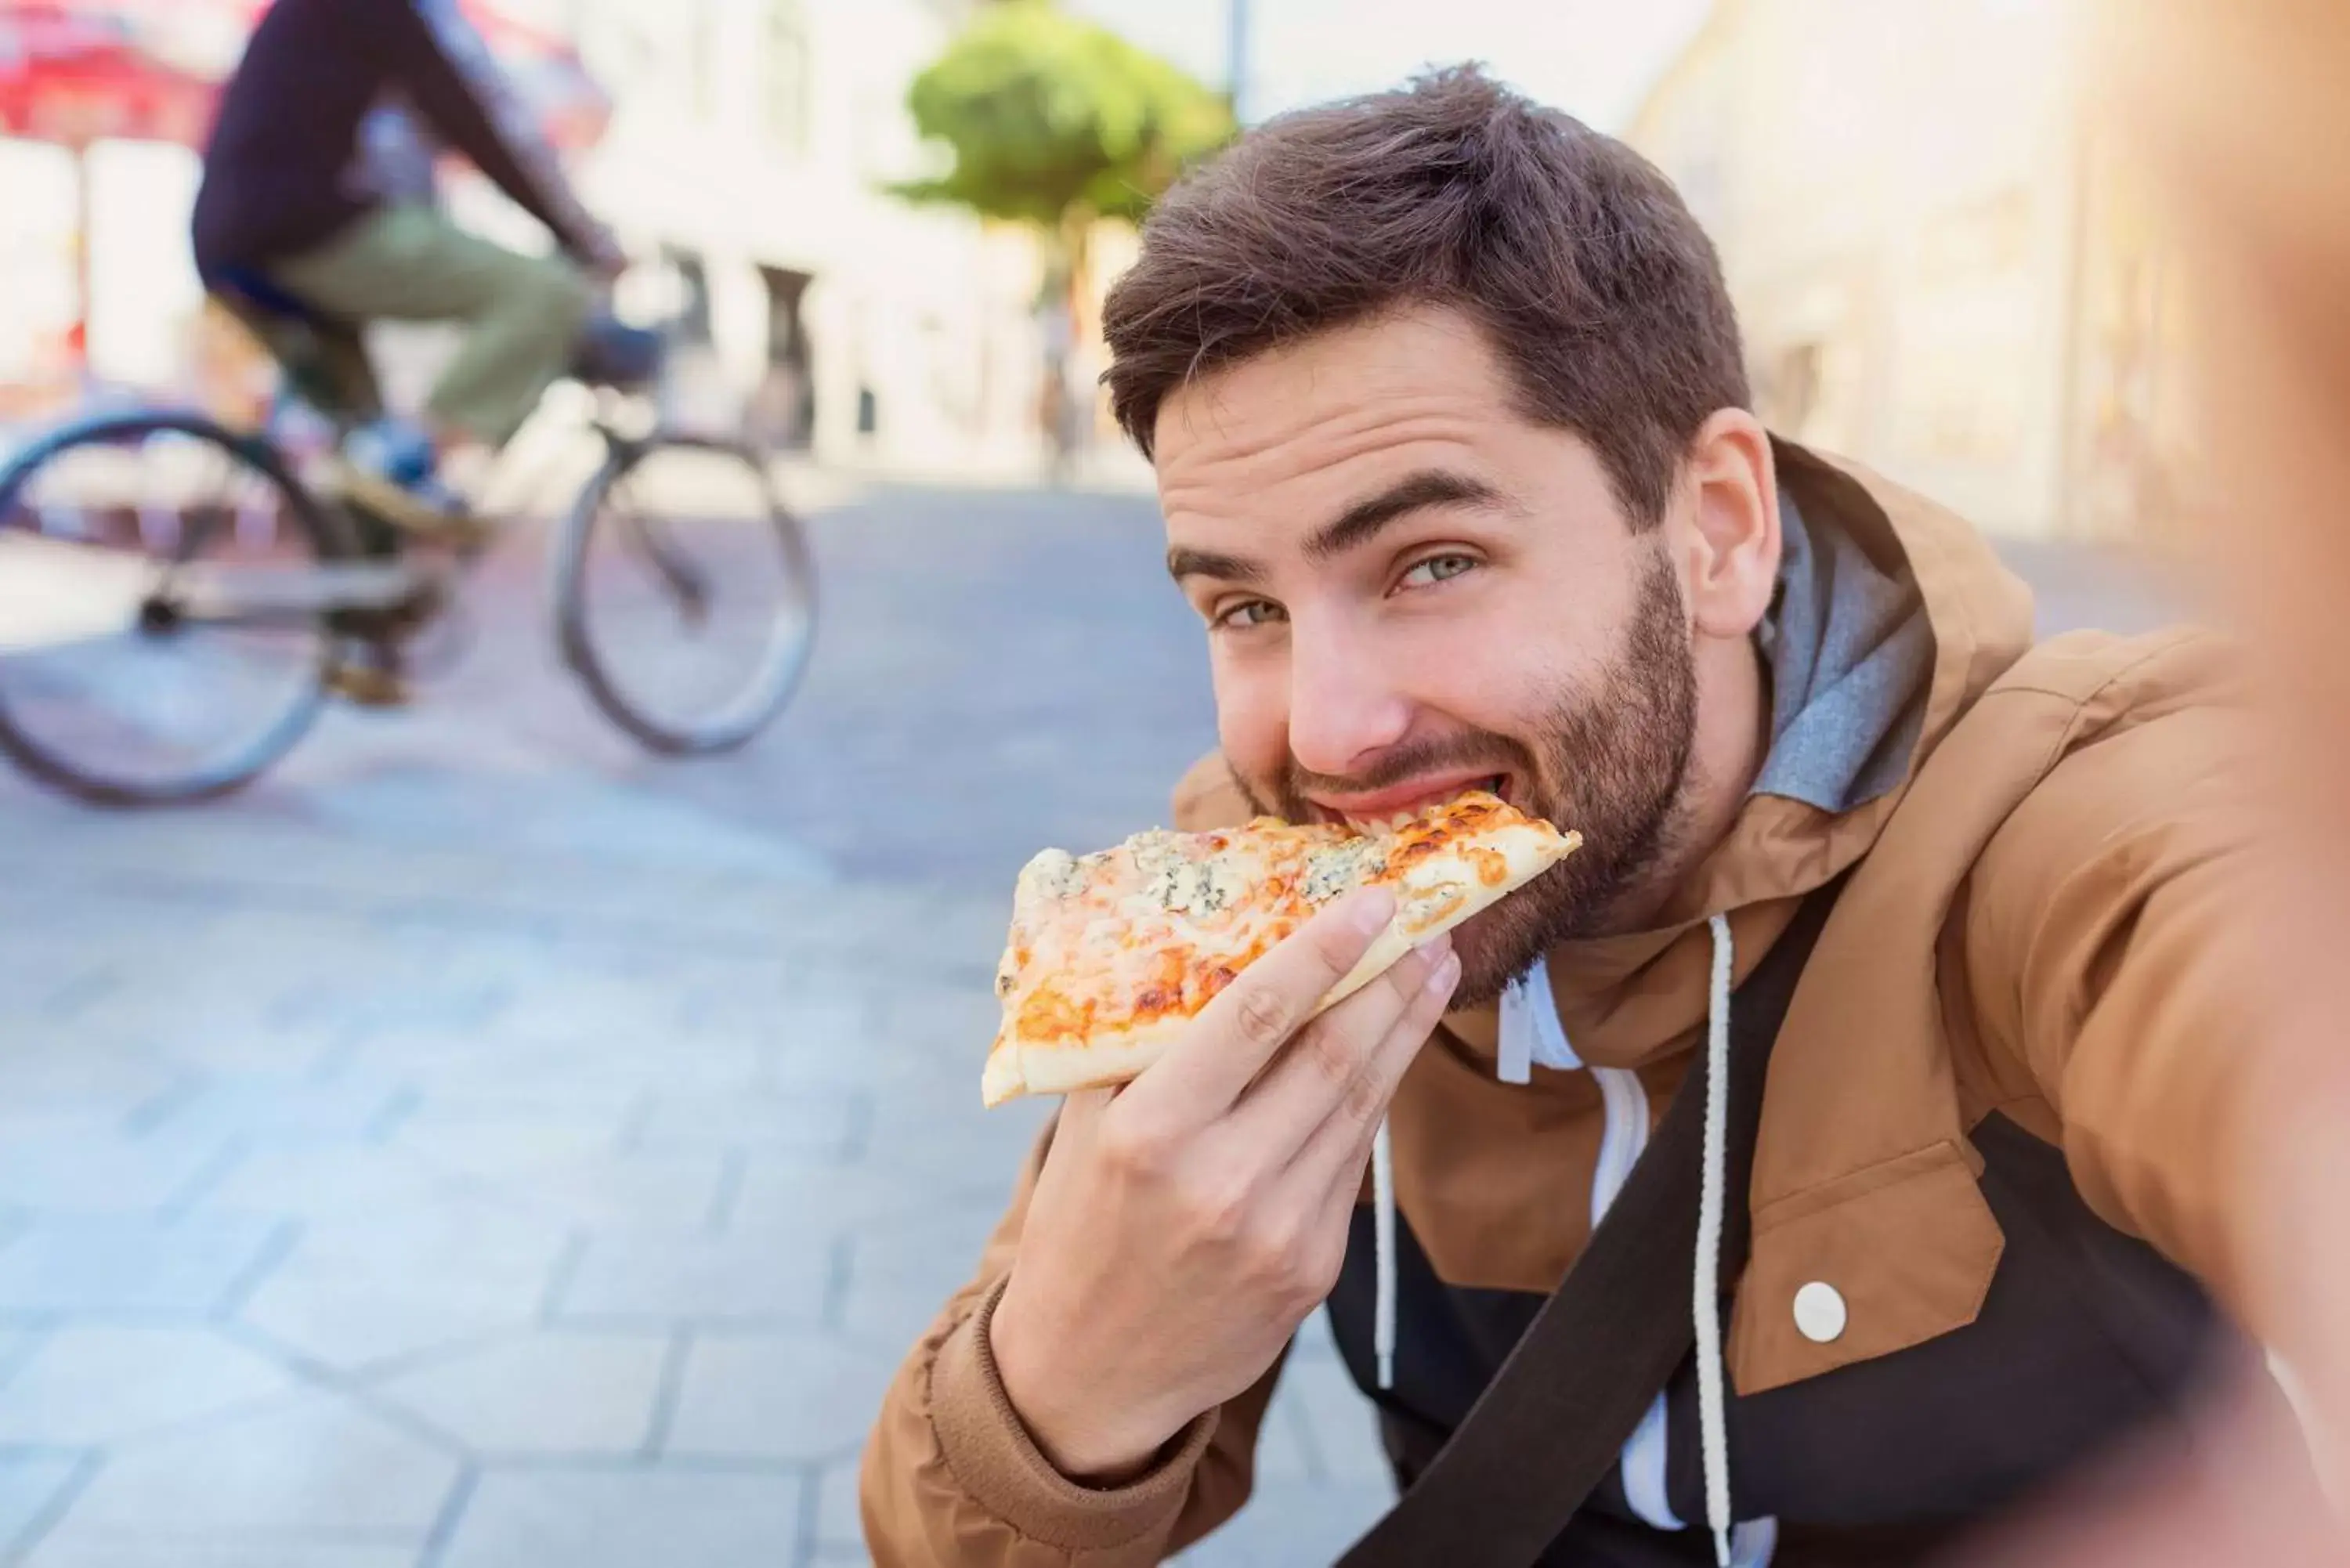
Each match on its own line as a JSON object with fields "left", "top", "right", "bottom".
{"left": 0, "top": 474, "right": 2182, "bottom": 1566}
{"left": 0, "top": 482, "right": 1419, "bottom": 1566}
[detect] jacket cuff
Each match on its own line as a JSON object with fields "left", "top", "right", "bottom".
{"left": 928, "top": 1279, "right": 1217, "bottom": 1551}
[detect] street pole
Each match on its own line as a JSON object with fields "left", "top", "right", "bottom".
{"left": 1227, "top": 0, "right": 1251, "bottom": 125}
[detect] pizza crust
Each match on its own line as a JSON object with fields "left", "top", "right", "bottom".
{"left": 1325, "top": 816, "right": 1575, "bottom": 1008}
{"left": 981, "top": 800, "right": 1578, "bottom": 1106}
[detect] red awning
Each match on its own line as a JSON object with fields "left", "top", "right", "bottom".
{"left": 0, "top": 0, "right": 609, "bottom": 153}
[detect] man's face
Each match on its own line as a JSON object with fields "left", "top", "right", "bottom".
{"left": 1155, "top": 307, "right": 1701, "bottom": 1004}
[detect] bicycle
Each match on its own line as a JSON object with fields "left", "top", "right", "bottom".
{"left": 0, "top": 287, "right": 817, "bottom": 807}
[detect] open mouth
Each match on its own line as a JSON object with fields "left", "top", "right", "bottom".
{"left": 1313, "top": 773, "right": 1514, "bottom": 833}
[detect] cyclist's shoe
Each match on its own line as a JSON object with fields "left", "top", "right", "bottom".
{"left": 326, "top": 639, "right": 412, "bottom": 709}
{"left": 328, "top": 419, "right": 490, "bottom": 551}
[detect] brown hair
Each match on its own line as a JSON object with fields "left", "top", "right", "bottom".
{"left": 1101, "top": 64, "right": 1748, "bottom": 525}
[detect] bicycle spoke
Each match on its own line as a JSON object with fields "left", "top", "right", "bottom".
{"left": 609, "top": 474, "right": 710, "bottom": 621}
{"left": 555, "top": 435, "right": 814, "bottom": 753}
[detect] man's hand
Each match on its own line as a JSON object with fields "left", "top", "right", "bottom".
{"left": 988, "top": 887, "right": 1459, "bottom": 1481}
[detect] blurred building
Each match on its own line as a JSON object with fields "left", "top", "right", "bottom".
{"left": 1629, "top": 0, "right": 2199, "bottom": 543}
{"left": 540, "top": 0, "right": 1050, "bottom": 472}
{"left": 3, "top": 0, "right": 1054, "bottom": 475}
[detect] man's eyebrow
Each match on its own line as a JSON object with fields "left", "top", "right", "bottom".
{"left": 1166, "top": 545, "right": 1266, "bottom": 585}
{"left": 1303, "top": 470, "right": 1515, "bottom": 562}
{"left": 1163, "top": 470, "right": 1513, "bottom": 585}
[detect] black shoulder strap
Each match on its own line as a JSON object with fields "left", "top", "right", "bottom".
{"left": 1338, "top": 880, "right": 1846, "bottom": 1568}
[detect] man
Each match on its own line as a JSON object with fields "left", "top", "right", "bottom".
{"left": 192, "top": 0, "right": 623, "bottom": 537}
{"left": 862, "top": 67, "right": 2297, "bottom": 1565}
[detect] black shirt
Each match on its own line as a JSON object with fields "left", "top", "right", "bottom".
{"left": 192, "top": 0, "right": 598, "bottom": 275}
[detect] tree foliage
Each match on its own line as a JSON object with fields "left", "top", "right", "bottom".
{"left": 895, "top": 1, "right": 1235, "bottom": 233}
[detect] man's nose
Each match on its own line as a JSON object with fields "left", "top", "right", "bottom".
{"left": 1285, "top": 624, "right": 1413, "bottom": 781}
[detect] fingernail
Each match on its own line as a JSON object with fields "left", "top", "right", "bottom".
{"left": 1425, "top": 952, "right": 1461, "bottom": 995}
{"left": 1352, "top": 887, "right": 1397, "bottom": 933}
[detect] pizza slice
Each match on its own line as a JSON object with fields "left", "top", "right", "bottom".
{"left": 982, "top": 791, "right": 1579, "bottom": 1106}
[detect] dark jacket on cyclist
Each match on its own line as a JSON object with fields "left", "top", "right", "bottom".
{"left": 191, "top": 0, "right": 606, "bottom": 280}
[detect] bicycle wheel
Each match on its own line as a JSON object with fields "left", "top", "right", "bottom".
{"left": 551, "top": 432, "right": 815, "bottom": 754}
{"left": 0, "top": 412, "right": 350, "bottom": 805}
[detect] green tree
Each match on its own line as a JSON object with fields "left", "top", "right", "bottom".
{"left": 895, "top": 1, "right": 1235, "bottom": 324}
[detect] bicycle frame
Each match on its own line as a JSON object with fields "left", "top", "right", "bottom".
{"left": 166, "top": 379, "right": 665, "bottom": 633}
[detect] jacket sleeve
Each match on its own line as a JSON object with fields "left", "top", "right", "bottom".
{"left": 1961, "top": 688, "right": 2274, "bottom": 1318}
{"left": 859, "top": 750, "right": 1283, "bottom": 1565}
{"left": 859, "top": 1122, "right": 1285, "bottom": 1566}
{"left": 377, "top": 0, "right": 608, "bottom": 261}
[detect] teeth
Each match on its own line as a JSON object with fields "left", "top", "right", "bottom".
{"left": 1339, "top": 806, "right": 1434, "bottom": 833}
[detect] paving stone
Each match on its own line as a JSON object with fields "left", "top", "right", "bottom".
{"left": 1170, "top": 1479, "right": 1396, "bottom": 1566}
{"left": 0, "top": 1324, "right": 48, "bottom": 1385}
{"left": 139, "top": 1075, "right": 410, "bottom": 1145}
{"left": 0, "top": 1127, "right": 230, "bottom": 1213}
{"left": 145, "top": 1019, "right": 349, "bottom": 1077}
{"left": 389, "top": 1116, "right": 625, "bottom": 1180}
{"left": 0, "top": 1214, "right": 283, "bottom": 1316}
{"left": 833, "top": 1203, "right": 1015, "bottom": 1360}
{"left": 436, "top": 1468, "right": 801, "bottom": 1568}
{"left": 0, "top": 1453, "right": 85, "bottom": 1554}
{"left": 25, "top": 1540, "right": 416, "bottom": 1568}
{"left": 725, "top": 1151, "right": 1009, "bottom": 1239}
{"left": 0, "top": 1049, "right": 183, "bottom": 1119}
{"left": 56, "top": 1389, "right": 459, "bottom": 1538}
{"left": 556, "top": 1230, "right": 830, "bottom": 1325}
{"left": 859, "top": 1086, "right": 1054, "bottom": 1187}
{"left": 687, "top": 992, "right": 869, "bottom": 1063}
{"left": 634, "top": 1087, "right": 865, "bottom": 1153}
{"left": 472, "top": 1150, "right": 735, "bottom": 1234}
{"left": 664, "top": 1331, "right": 902, "bottom": 1464}
{"left": 199, "top": 1146, "right": 467, "bottom": 1223}
{"left": 369, "top": 1331, "right": 670, "bottom": 1455}
{"left": 273, "top": 1198, "right": 577, "bottom": 1291}
{"left": 226, "top": 1197, "right": 569, "bottom": 1371}
{"left": 813, "top": 1457, "right": 864, "bottom": 1549}
{"left": 0, "top": 1328, "right": 301, "bottom": 1446}
{"left": 237, "top": 1271, "right": 539, "bottom": 1374}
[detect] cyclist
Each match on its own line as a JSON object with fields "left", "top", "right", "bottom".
{"left": 191, "top": 0, "right": 624, "bottom": 544}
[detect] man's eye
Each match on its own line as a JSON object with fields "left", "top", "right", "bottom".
{"left": 1399, "top": 554, "right": 1478, "bottom": 588}
{"left": 1214, "top": 599, "right": 1287, "bottom": 630}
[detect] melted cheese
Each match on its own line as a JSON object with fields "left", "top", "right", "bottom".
{"left": 996, "top": 792, "right": 1564, "bottom": 1052}
{"left": 1303, "top": 836, "right": 1387, "bottom": 902}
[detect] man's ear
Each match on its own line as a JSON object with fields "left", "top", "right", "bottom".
{"left": 1675, "top": 409, "right": 1781, "bottom": 641}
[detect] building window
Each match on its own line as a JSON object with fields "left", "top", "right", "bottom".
{"left": 765, "top": 0, "right": 811, "bottom": 154}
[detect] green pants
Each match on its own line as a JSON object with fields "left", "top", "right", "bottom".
{"left": 266, "top": 204, "right": 593, "bottom": 446}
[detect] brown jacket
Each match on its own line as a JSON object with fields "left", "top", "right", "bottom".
{"left": 860, "top": 443, "right": 2266, "bottom": 1564}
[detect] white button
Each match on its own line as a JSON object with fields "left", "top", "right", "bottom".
{"left": 1792, "top": 1281, "right": 1847, "bottom": 1344}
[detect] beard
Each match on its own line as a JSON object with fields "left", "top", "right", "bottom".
{"left": 1235, "top": 549, "right": 1700, "bottom": 1005}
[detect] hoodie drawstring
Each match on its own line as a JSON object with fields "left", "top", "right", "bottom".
{"left": 1372, "top": 1117, "right": 1397, "bottom": 1390}
{"left": 1369, "top": 912, "right": 1743, "bottom": 1568}
{"left": 1696, "top": 912, "right": 1737, "bottom": 1566}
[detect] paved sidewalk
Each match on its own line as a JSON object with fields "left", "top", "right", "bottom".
{"left": 0, "top": 482, "right": 1395, "bottom": 1566}
{"left": 0, "top": 472, "right": 2184, "bottom": 1566}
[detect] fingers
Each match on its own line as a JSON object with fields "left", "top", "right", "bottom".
{"left": 1285, "top": 938, "right": 1460, "bottom": 1205}
{"left": 1224, "top": 931, "right": 1456, "bottom": 1157}
{"left": 1122, "top": 887, "right": 1397, "bottom": 1125}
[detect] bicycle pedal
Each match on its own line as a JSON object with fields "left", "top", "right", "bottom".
{"left": 324, "top": 660, "right": 414, "bottom": 709}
